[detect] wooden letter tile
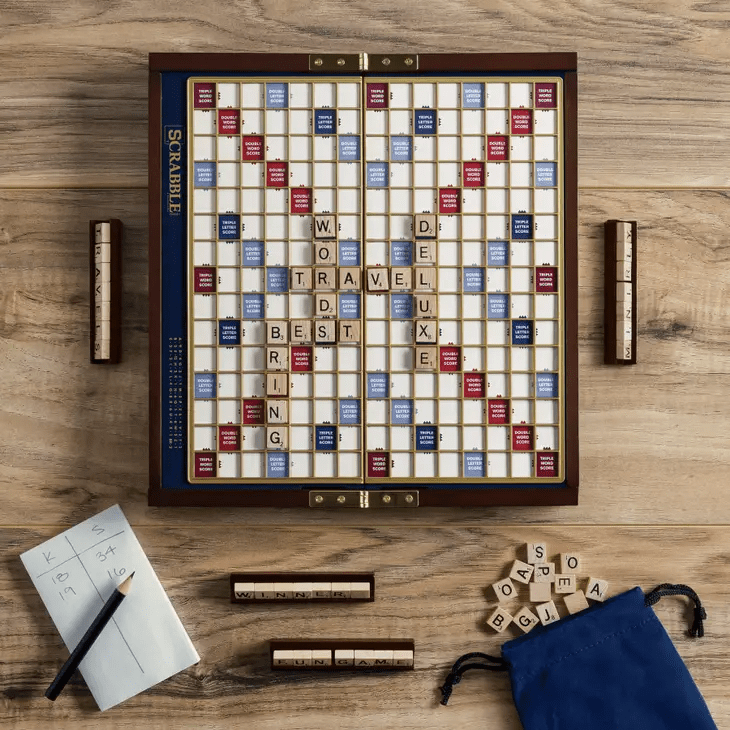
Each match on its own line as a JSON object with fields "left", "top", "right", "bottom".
{"left": 563, "top": 590, "right": 590, "bottom": 615}
{"left": 266, "top": 373, "right": 289, "bottom": 397}
{"left": 529, "top": 582, "right": 552, "bottom": 603}
{"left": 314, "top": 319, "right": 336, "bottom": 344}
{"left": 339, "top": 320, "right": 360, "bottom": 343}
{"left": 367, "top": 267, "right": 390, "bottom": 292}
{"left": 290, "top": 267, "right": 313, "bottom": 290}
{"left": 554, "top": 574, "right": 576, "bottom": 594}
{"left": 415, "top": 346, "right": 437, "bottom": 370}
{"left": 560, "top": 553, "right": 581, "bottom": 574}
{"left": 414, "top": 213, "right": 437, "bottom": 239}
{"left": 414, "top": 293, "right": 436, "bottom": 318}
{"left": 414, "top": 320, "right": 436, "bottom": 345}
{"left": 509, "top": 559, "right": 534, "bottom": 585}
{"left": 536, "top": 600, "right": 560, "bottom": 626}
{"left": 513, "top": 606, "right": 540, "bottom": 634}
{"left": 267, "top": 426, "right": 288, "bottom": 450}
{"left": 267, "top": 347, "right": 289, "bottom": 371}
{"left": 586, "top": 578, "right": 609, "bottom": 602}
{"left": 315, "top": 293, "right": 337, "bottom": 317}
{"left": 339, "top": 267, "right": 361, "bottom": 290}
{"left": 390, "top": 267, "right": 412, "bottom": 290}
{"left": 485, "top": 606, "right": 513, "bottom": 633}
{"left": 290, "top": 319, "right": 313, "bottom": 344}
{"left": 492, "top": 577, "right": 517, "bottom": 602}
{"left": 414, "top": 267, "right": 436, "bottom": 290}
{"left": 415, "top": 241, "right": 436, "bottom": 263}
{"left": 314, "top": 240, "right": 336, "bottom": 264}
{"left": 314, "top": 267, "right": 336, "bottom": 290}
{"left": 533, "top": 562, "right": 555, "bottom": 583}
{"left": 526, "top": 542, "right": 547, "bottom": 565}
{"left": 267, "top": 321, "right": 288, "bottom": 344}
{"left": 266, "top": 400, "right": 288, "bottom": 424}
{"left": 314, "top": 214, "right": 337, "bottom": 239}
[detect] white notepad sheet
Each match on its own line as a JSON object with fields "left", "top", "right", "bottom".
{"left": 20, "top": 504, "right": 200, "bottom": 711}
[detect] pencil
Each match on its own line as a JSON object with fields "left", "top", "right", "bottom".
{"left": 45, "top": 572, "right": 135, "bottom": 701}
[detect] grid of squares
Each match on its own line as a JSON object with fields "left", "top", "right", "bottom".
{"left": 189, "top": 78, "right": 363, "bottom": 481}
{"left": 363, "top": 78, "right": 563, "bottom": 481}
{"left": 187, "top": 75, "right": 564, "bottom": 485}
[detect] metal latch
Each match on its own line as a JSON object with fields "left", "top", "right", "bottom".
{"left": 309, "top": 490, "right": 419, "bottom": 508}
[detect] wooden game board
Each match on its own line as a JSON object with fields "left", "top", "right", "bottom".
{"left": 149, "top": 53, "right": 578, "bottom": 507}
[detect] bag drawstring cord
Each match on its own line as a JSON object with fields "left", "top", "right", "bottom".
{"left": 644, "top": 583, "right": 707, "bottom": 638}
{"left": 439, "top": 651, "right": 509, "bottom": 706}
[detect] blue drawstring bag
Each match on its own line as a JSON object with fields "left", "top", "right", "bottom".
{"left": 440, "top": 584, "right": 717, "bottom": 729}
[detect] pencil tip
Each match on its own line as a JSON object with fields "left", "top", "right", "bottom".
{"left": 118, "top": 572, "right": 135, "bottom": 595}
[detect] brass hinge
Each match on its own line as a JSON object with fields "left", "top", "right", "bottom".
{"left": 309, "top": 54, "right": 365, "bottom": 72}
{"left": 368, "top": 54, "right": 418, "bottom": 72}
{"left": 309, "top": 490, "right": 419, "bottom": 508}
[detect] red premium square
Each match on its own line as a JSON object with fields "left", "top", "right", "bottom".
{"left": 439, "top": 188, "right": 461, "bottom": 214}
{"left": 440, "top": 346, "right": 461, "bottom": 372}
{"left": 218, "top": 109, "right": 240, "bottom": 135}
{"left": 535, "top": 267, "right": 558, "bottom": 292}
{"left": 194, "top": 83, "right": 216, "bottom": 109}
{"left": 535, "top": 83, "right": 557, "bottom": 109}
{"left": 488, "top": 399, "right": 510, "bottom": 424}
{"left": 266, "top": 161, "right": 288, "bottom": 187}
{"left": 194, "top": 267, "right": 216, "bottom": 293}
{"left": 512, "top": 426, "right": 534, "bottom": 451}
{"left": 536, "top": 451, "right": 558, "bottom": 477}
{"left": 511, "top": 109, "right": 533, "bottom": 135}
{"left": 219, "top": 425, "right": 241, "bottom": 451}
{"left": 367, "top": 83, "right": 388, "bottom": 109}
{"left": 463, "top": 162, "right": 485, "bottom": 188}
{"left": 367, "top": 451, "right": 389, "bottom": 477}
{"left": 291, "top": 188, "right": 312, "bottom": 214}
{"left": 242, "top": 135, "right": 264, "bottom": 161}
{"left": 291, "top": 346, "right": 313, "bottom": 371}
{"left": 194, "top": 452, "right": 216, "bottom": 477}
{"left": 487, "top": 136, "right": 509, "bottom": 161}
{"left": 463, "top": 372, "right": 485, "bottom": 398}
{"left": 243, "top": 399, "right": 265, "bottom": 424}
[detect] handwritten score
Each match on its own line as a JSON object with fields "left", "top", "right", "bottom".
{"left": 20, "top": 505, "right": 199, "bottom": 711}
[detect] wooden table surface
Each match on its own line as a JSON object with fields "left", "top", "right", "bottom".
{"left": 2, "top": 2, "right": 729, "bottom": 727}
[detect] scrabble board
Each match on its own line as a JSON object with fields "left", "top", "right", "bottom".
{"left": 149, "top": 53, "right": 578, "bottom": 507}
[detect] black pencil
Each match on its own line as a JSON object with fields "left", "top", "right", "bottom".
{"left": 45, "top": 572, "right": 135, "bottom": 701}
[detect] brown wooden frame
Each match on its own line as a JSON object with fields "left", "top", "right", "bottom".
{"left": 149, "top": 52, "right": 579, "bottom": 508}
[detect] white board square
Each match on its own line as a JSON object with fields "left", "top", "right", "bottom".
{"left": 242, "top": 82, "right": 265, "bottom": 108}
{"left": 463, "top": 399, "right": 485, "bottom": 425}
{"left": 242, "top": 373, "right": 265, "bottom": 396}
{"left": 487, "top": 373, "right": 508, "bottom": 398}
{"left": 439, "top": 294, "right": 460, "bottom": 319}
{"left": 534, "top": 109, "right": 557, "bottom": 135}
{"left": 390, "top": 426, "right": 412, "bottom": 451}
{"left": 312, "top": 135, "right": 335, "bottom": 161}
{"left": 438, "top": 162, "right": 460, "bottom": 187}
{"left": 511, "top": 163, "right": 532, "bottom": 187}
{"left": 242, "top": 346, "right": 264, "bottom": 371}
{"left": 241, "top": 110, "right": 264, "bottom": 134}
{"left": 194, "top": 188, "right": 215, "bottom": 214}
{"left": 217, "top": 267, "right": 239, "bottom": 293}
{"left": 413, "top": 162, "right": 436, "bottom": 188}
{"left": 390, "top": 346, "right": 413, "bottom": 371}
{"left": 314, "top": 82, "right": 336, "bottom": 107}
{"left": 439, "top": 268, "right": 460, "bottom": 293}
{"left": 266, "top": 188, "right": 288, "bottom": 213}
{"left": 242, "top": 320, "right": 264, "bottom": 343}
{"left": 487, "top": 83, "right": 507, "bottom": 108}
{"left": 438, "top": 137, "right": 460, "bottom": 164}
{"left": 535, "top": 188, "right": 557, "bottom": 213}
{"left": 339, "top": 452, "right": 360, "bottom": 477}
{"left": 291, "top": 452, "right": 313, "bottom": 478}
{"left": 367, "top": 399, "right": 387, "bottom": 424}
{"left": 216, "top": 241, "right": 238, "bottom": 268}
{"left": 484, "top": 189, "right": 506, "bottom": 214}
{"left": 463, "top": 426, "right": 485, "bottom": 451}
{"left": 536, "top": 321, "right": 558, "bottom": 345}
{"left": 266, "top": 109, "right": 287, "bottom": 134}
{"left": 461, "top": 135, "right": 484, "bottom": 161}
{"left": 390, "top": 320, "right": 412, "bottom": 344}
{"left": 389, "top": 83, "right": 411, "bottom": 108}
{"left": 462, "top": 190, "right": 484, "bottom": 214}
{"left": 194, "top": 400, "right": 216, "bottom": 425}
{"left": 241, "top": 267, "right": 263, "bottom": 292}
{"left": 315, "top": 452, "right": 337, "bottom": 478}
{"left": 367, "top": 215, "right": 388, "bottom": 239}
{"left": 511, "top": 242, "right": 532, "bottom": 266}
{"left": 241, "top": 214, "right": 263, "bottom": 239}
{"left": 313, "top": 163, "right": 335, "bottom": 187}
{"left": 339, "top": 214, "right": 359, "bottom": 239}
{"left": 390, "top": 163, "right": 412, "bottom": 188}
{"left": 338, "top": 188, "right": 360, "bottom": 213}
{"left": 414, "top": 188, "right": 436, "bottom": 213}
{"left": 315, "top": 346, "right": 336, "bottom": 371}
{"left": 439, "top": 215, "right": 460, "bottom": 240}
{"left": 291, "top": 398, "right": 313, "bottom": 423}
{"left": 535, "top": 400, "right": 558, "bottom": 424}
{"left": 314, "top": 187, "right": 336, "bottom": 213}
{"left": 535, "top": 215, "right": 557, "bottom": 240}
{"left": 242, "top": 453, "right": 264, "bottom": 478}
{"left": 218, "top": 188, "right": 240, "bottom": 214}
{"left": 391, "top": 453, "right": 412, "bottom": 478}
{"left": 487, "top": 215, "right": 509, "bottom": 239}
{"left": 413, "top": 83, "right": 435, "bottom": 108}
{"left": 537, "top": 426, "right": 558, "bottom": 450}
{"left": 242, "top": 427, "right": 265, "bottom": 451}
{"left": 390, "top": 110, "right": 412, "bottom": 135}
{"left": 438, "top": 82, "right": 460, "bottom": 108}
{"left": 438, "top": 240, "right": 459, "bottom": 266}
{"left": 193, "top": 320, "right": 215, "bottom": 346}
{"left": 439, "top": 451, "right": 460, "bottom": 477}
{"left": 487, "top": 426, "right": 509, "bottom": 451}
{"left": 289, "top": 215, "right": 312, "bottom": 239}
{"left": 337, "top": 163, "right": 359, "bottom": 187}
{"left": 315, "top": 398, "right": 336, "bottom": 424}
{"left": 290, "top": 426, "right": 312, "bottom": 450}
{"left": 415, "top": 399, "right": 436, "bottom": 423}
{"left": 461, "top": 110, "right": 484, "bottom": 135}
{"left": 338, "top": 373, "right": 359, "bottom": 398}
{"left": 217, "top": 347, "right": 238, "bottom": 371}
{"left": 511, "top": 268, "right": 533, "bottom": 293}
{"left": 439, "top": 110, "right": 459, "bottom": 134}
{"left": 266, "top": 135, "right": 288, "bottom": 160}
{"left": 390, "top": 188, "right": 412, "bottom": 214}
{"left": 462, "top": 240, "right": 485, "bottom": 266}
{"left": 511, "top": 347, "right": 533, "bottom": 372}
{"left": 194, "top": 214, "right": 215, "bottom": 240}
{"left": 289, "top": 109, "right": 312, "bottom": 135}
{"left": 439, "top": 426, "right": 459, "bottom": 450}
{"left": 339, "top": 426, "right": 360, "bottom": 451}
{"left": 511, "top": 453, "right": 532, "bottom": 478}
{"left": 218, "top": 399, "right": 241, "bottom": 424}
{"left": 288, "top": 136, "right": 312, "bottom": 162}
{"left": 487, "top": 346, "right": 508, "bottom": 370}
{"left": 463, "top": 319, "right": 485, "bottom": 345}
{"left": 486, "top": 110, "right": 508, "bottom": 134}
{"left": 439, "top": 373, "right": 459, "bottom": 398}
{"left": 287, "top": 82, "right": 310, "bottom": 108}
{"left": 217, "top": 136, "right": 239, "bottom": 161}
{"left": 413, "top": 136, "right": 436, "bottom": 161}
{"left": 487, "top": 268, "right": 508, "bottom": 293}
{"left": 366, "top": 294, "right": 388, "bottom": 320}
{"left": 288, "top": 162, "right": 310, "bottom": 187}
{"left": 486, "top": 162, "right": 507, "bottom": 187}
{"left": 242, "top": 162, "right": 265, "bottom": 188}
{"left": 511, "top": 189, "right": 532, "bottom": 214}
{"left": 338, "top": 109, "right": 359, "bottom": 134}
{"left": 217, "top": 82, "right": 239, "bottom": 107}
{"left": 194, "top": 426, "right": 216, "bottom": 451}
{"left": 366, "top": 110, "right": 387, "bottom": 135}
{"left": 509, "top": 82, "right": 532, "bottom": 108}
{"left": 217, "top": 162, "right": 239, "bottom": 187}
{"left": 338, "top": 346, "right": 360, "bottom": 372}
{"left": 194, "top": 293, "right": 216, "bottom": 319}
{"left": 463, "top": 345, "right": 484, "bottom": 370}
{"left": 266, "top": 294, "right": 287, "bottom": 318}
{"left": 366, "top": 425, "right": 387, "bottom": 449}
{"left": 535, "top": 240, "right": 558, "bottom": 266}
{"left": 414, "top": 373, "right": 436, "bottom": 398}
{"left": 390, "top": 372, "right": 412, "bottom": 397}
{"left": 512, "top": 294, "right": 533, "bottom": 318}
{"left": 534, "top": 135, "right": 557, "bottom": 161}
{"left": 366, "top": 346, "right": 388, "bottom": 371}
{"left": 415, "top": 452, "right": 437, "bottom": 477}
{"left": 366, "top": 135, "right": 388, "bottom": 161}
{"left": 462, "top": 215, "right": 484, "bottom": 240}
{"left": 535, "top": 346, "right": 558, "bottom": 371}
{"left": 511, "top": 373, "right": 532, "bottom": 398}
{"left": 337, "top": 82, "right": 360, "bottom": 108}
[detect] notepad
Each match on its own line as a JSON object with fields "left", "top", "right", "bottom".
{"left": 20, "top": 505, "right": 200, "bottom": 711}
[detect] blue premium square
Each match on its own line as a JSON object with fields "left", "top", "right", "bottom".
{"left": 194, "top": 373, "right": 216, "bottom": 399}
{"left": 391, "top": 241, "right": 412, "bottom": 266}
{"left": 218, "top": 320, "right": 240, "bottom": 345}
{"left": 488, "top": 294, "right": 509, "bottom": 319}
{"left": 314, "top": 109, "right": 336, "bottom": 135}
{"left": 338, "top": 136, "right": 360, "bottom": 161}
{"left": 463, "top": 267, "right": 485, "bottom": 292}
{"left": 194, "top": 162, "right": 216, "bottom": 188}
{"left": 266, "top": 83, "right": 288, "bottom": 108}
{"left": 536, "top": 373, "right": 559, "bottom": 398}
{"left": 339, "top": 293, "right": 360, "bottom": 319}
{"left": 511, "top": 214, "right": 533, "bottom": 240}
{"left": 218, "top": 214, "right": 240, "bottom": 240}
{"left": 535, "top": 162, "right": 557, "bottom": 187}
{"left": 391, "top": 137, "right": 413, "bottom": 161}
{"left": 463, "top": 83, "right": 485, "bottom": 108}
{"left": 315, "top": 426, "right": 337, "bottom": 451}
{"left": 464, "top": 451, "right": 486, "bottom": 477}
{"left": 391, "top": 399, "right": 413, "bottom": 424}
{"left": 391, "top": 293, "right": 413, "bottom": 319}
{"left": 367, "top": 373, "right": 389, "bottom": 398}
{"left": 414, "top": 109, "right": 437, "bottom": 135}
{"left": 242, "top": 294, "right": 264, "bottom": 319}
{"left": 488, "top": 240, "right": 509, "bottom": 266}
{"left": 267, "top": 267, "right": 288, "bottom": 293}
{"left": 367, "top": 162, "right": 388, "bottom": 187}
{"left": 415, "top": 425, "right": 437, "bottom": 451}
{"left": 339, "top": 240, "right": 360, "bottom": 265}
{"left": 339, "top": 399, "right": 361, "bottom": 424}
{"left": 267, "top": 452, "right": 289, "bottom": 477}
{"left": 512, "top": 320, "right": 534, "bottom": 345}
{"left": 243, "top": 241, "right": 264, "bottom": 266}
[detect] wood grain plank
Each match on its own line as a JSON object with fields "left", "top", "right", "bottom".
{"left": 2, "top": 525, "right": 728, "bottom": 728}
{"left": 1, "top": 1, "right": 730, "bottom": 186}
{"left": 1, "top": 188, "right": 729, "bottom": 525}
